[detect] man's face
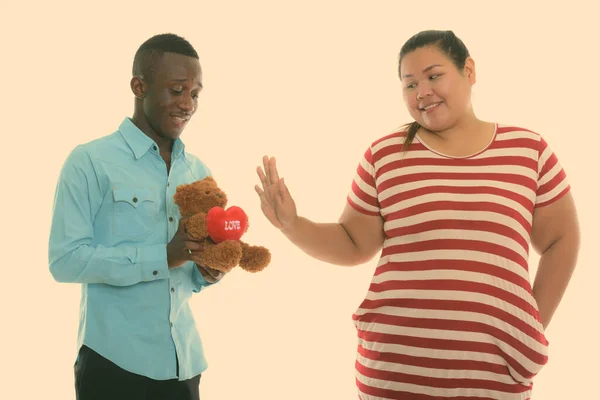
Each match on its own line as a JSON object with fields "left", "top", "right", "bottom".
{"left": 140, "top": 52, "right": 203, "bottom": 141}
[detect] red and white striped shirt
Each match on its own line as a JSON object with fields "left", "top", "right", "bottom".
{"left": 347, "top": 124, "right": 570, "bottom": 400}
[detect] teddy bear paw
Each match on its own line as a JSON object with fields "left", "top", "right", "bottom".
{"left": 239, "top": 245, "right": 271, "bottom": 273}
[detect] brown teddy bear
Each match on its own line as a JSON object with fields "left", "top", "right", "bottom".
{"left": 173, "top": 176, "right": 271, "bottom": 273}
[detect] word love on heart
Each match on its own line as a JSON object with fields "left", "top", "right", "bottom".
{"left": 224, "top": 220, "right": 241, "bottom": 231}
{"left": 206, "top": 206, "right": 249, "bottom": 243}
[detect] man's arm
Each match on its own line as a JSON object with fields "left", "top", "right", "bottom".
{"left": 530, "top": 192, "right": 581, "bottom": 329}
{"left": 48, "top": 146, "right": 170, "bottom": 286}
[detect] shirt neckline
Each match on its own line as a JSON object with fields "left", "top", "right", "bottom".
{"left": 415, "top": 123, "right": 498, "bottom": 159}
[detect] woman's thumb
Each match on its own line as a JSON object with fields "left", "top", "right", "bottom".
{"left": 280, "top": 178, "right": 290, "bottom": 196}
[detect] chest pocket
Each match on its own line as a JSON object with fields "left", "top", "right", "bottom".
{"left": 112, "top": 187, "right": 158, "bottom": 240}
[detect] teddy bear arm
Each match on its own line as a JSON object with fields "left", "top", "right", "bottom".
{"left": 238, "top": 241, "right": 271, "bottom": 273}
{"left": 197, "top": 241, "right": 243, "bottom": 273}
{"left": 186, "top": 212, "right": 208, "bottom": 240}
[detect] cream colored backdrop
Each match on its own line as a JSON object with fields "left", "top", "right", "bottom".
{"left": 1, "top": 1, "right": 598, "bottom": 399}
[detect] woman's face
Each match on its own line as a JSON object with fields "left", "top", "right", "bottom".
{"left": 400, "top": 45, "right": 476, "bottom": 132}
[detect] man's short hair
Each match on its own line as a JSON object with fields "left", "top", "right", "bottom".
{"left": 132, "top": 33, "right": 199, "bottom": 82}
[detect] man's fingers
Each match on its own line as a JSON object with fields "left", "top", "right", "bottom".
{"left": 197, "top": 266, "right": 216, "bottom": 283}
{"left": 205, "top": 266, "right": 223, "bottom": 279}
{"left": 196, "top": 264, "right": 224, "bottom": 282}
{"left": 178, "top": 217, "right": 189, "bottom": 233}
{"left": 184, "top": 241, "right": 204, "bottom": 251}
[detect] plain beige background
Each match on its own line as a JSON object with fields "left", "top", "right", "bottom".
{"left": 1, "top": 0, "right": 598, "bottom": 398}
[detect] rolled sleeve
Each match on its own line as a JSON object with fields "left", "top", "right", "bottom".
{"left": 191, "top": 263, "right": 217, "bottom": 293}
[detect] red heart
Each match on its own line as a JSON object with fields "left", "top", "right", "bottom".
{"left": 206, "top": 206, "right": 248, "bottom": 243}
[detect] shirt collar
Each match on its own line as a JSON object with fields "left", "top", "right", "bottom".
{"left": 118, "top": 117, "right": 186, "bottom": 160}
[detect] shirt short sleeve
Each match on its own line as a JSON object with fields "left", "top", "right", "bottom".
{"left": 347, "top": 146, "right": 380, "bottom": 216}
{"left": 535, "top": 135, "right": 570, "bottom": 207}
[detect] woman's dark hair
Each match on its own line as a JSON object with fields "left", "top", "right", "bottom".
{"left": 398, "top": 30, "right": 471, "bottom": 151}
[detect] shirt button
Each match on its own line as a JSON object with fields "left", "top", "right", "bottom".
{"left": 169, "top": 217, "right": 174, "bottom": 222}
{"left": 171, "top": 288, "right": 175, "bottom": 293}
{"left": 133, "top": 197, "right": 138, "bottom": 203}
{"left": 170, "top": 322, "right": 173, "bottom": 327}
{"left": 153, "top": 145, "right": 157, "bottom": 151}
{"left": 153, "top": 270, "right": 158, "bottom": 276}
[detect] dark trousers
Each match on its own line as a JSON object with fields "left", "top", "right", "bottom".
{"left": 74, "top": 345, "right": 201, "bottom": 400}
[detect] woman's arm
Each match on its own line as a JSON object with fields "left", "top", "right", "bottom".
{"left": 255, "top": 156, "right": 385, "bottom": 266}
{"left": 281, "top": 204, "right": 386, "bottom": 266}
{"left": 530, "top": 192, "right": 581, "bottom": 329}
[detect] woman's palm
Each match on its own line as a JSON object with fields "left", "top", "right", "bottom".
{"left": 255, "top": 156, "right": 297, "bottom": 230}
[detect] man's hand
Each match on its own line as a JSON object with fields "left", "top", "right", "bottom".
{"left": 196, "top": 264, "right": 225, "bottom": 284}
{"left": 167, "top": 217, "right": 204, "bottom": 269}
{"left": 167, "top": 218, "right": 228, "bottom": 283}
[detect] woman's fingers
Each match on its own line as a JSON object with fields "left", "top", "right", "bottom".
{"left": 268, "top": 157, "right": 280, "bottom": 184}
{"left": 262, "top": 155, "right": 271, "bottom": 185}
{"left": 260, "top": 155, "right": 281, "bottom": 186}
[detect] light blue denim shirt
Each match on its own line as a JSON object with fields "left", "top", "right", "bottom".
{"left": 48, "top": 117, "right": 215, "bottom": 381}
